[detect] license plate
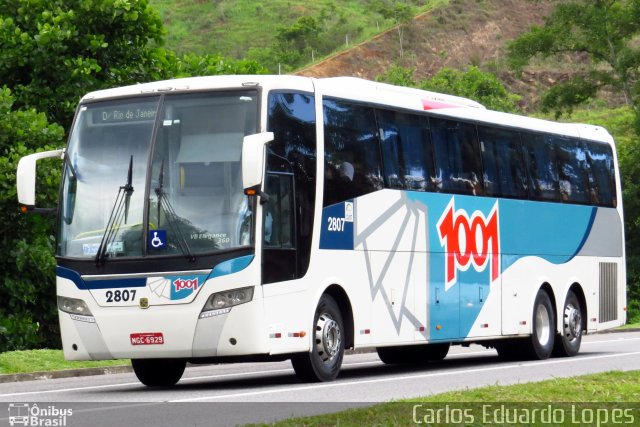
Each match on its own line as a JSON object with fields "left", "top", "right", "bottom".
{"left": 130, "top": 332, "right": 164, "bottom": 346}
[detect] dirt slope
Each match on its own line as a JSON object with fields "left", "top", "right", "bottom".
{"left": 296, "top": 0, "right": 558, "bottom": 109}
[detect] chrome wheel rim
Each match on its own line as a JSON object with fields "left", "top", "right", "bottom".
{"left": 563, "top": 304, "right": 582, "bottom": 342}
{"left": 315, "top": 313, "right": 342, "bottom": 363}
{"left": 535, "top": 303, "right": 551, "bottom": 346}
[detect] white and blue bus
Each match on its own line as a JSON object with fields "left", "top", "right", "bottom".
{"left": 17, "top": 75, "right": 626, "bottom": 386}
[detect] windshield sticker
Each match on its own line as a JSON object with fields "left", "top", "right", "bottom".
{"left": 149, "top": 230, "right": 167, "bottom": 249}
{"left": 189, "top": 232, "right": 230, "bottom": 245}
{"left": 82, "top": 242, "right": 124, "bottom": 256}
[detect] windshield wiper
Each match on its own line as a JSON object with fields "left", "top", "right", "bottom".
{"left": 154, "top": 160, "right": 195, "bottom": 262}
{"left": 95, "top": 156, "right": 134, "bottom": 265}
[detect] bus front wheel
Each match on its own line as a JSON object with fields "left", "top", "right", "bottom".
{"left": 131, "top": 358, "right": 186, "bottom": 387}
{"left": 291, "top": 294, "right": 345, "bottom": 382}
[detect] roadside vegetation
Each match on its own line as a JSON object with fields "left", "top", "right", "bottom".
{"left": 149, "top": 0, "right": 446, "bottom": 72}
{"left": 0, "top": 350, "right": 126, "bottom": 375}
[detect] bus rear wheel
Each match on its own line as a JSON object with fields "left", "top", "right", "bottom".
{"left": 291, "top": 294, "right": 345, "bottom": 382}
{"left": 553, "top": 290, "right": 583, "bottom": 357}
{"left": 131, "top": 358, "right": 186, "bottom": 387}
{"left": 496, "top": 290, "right": 556, "bottom": 361}
{"left": 377, "top": 343, "right": 450, "bottom": 364}
{"left": 523, "top": 289, "right": 556, "bottom": 360}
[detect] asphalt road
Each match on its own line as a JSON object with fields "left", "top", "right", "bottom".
{"left": 1, "top": 331, "right": 639, "bottom": 426}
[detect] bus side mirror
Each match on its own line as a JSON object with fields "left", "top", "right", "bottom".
{"left": 242, "top": 132, "right": 273, "bottom": 195}
{"left": 17, "top": 149, "right": 64, "bottom": 211}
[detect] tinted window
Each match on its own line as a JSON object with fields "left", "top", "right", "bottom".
{"left": 323, "top": 99, "right": 383, "bottom": 206}
{"left": 554, "top": 137, "right": 591, "bottom": 204}
{"left": 377, "top": 110, "right": 434, "bottom": 191}
{"left": 585, "top": 141, "right": 616, "bottom": 207}
{"left": 478, "top": 126, "right": 528, "bottom": 198}
{"left": 522, "top": 133, "right": 560, "bottom": 202}
{"left": 267, "top": 92, "right": 317, "bottom": 280}
{"left": 430, "top": 118, "right": 483, "bottom": 195}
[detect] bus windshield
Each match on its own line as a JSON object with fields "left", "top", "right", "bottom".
{"left": 57, "top": 91, "right": 258, "bottom": 259}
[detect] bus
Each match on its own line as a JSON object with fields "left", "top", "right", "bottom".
{"left": 16, "top": 75, "right": 626, "bottom": 386}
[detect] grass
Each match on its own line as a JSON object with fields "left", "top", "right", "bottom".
{"left": 0, "top": 350, "right": 127, "bottom": 375}
{"left": 148, "top": 0, "right": 447, "bottom": 67}
{"left": 619, "top": 322, "right": 640, "bottom": 330}
{"left": 247, "top": 371, "right": 640, "bottom": 426}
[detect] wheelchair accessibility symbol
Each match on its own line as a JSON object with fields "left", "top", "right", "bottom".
{"left": 149, "top": 230, "right": 167, "bottom": 249}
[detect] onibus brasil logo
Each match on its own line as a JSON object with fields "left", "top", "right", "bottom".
{"left": 8, "top": 403, "right": 72, "bottom": 426}
{"left": 437, "top": 199, "right": 500, "bottom": 290}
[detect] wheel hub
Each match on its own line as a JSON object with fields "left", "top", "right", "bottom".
{"left": 564, "top": 304, "right": 582, "bottom": 341}
{"left": 535, "top": 304, "right": 551, "bottom": 346}
{"left": 315, "top": 314, "right": 342, "bottom": 363}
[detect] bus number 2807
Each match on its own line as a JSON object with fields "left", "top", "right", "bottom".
{"left": 106, "top": 289, "right": 137, "bottom": 303}
{"left": 327, "top": 217, "right": 346, "bottom": 232}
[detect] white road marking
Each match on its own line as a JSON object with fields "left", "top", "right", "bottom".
{"left": 1, "top": 335, "right": 637, "bottom": 399}
{"left": 170, "top": 350, "right": 640, "bottom": 402}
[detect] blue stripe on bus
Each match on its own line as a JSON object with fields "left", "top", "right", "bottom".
{"left": 81, "top": 278, "right": 147, "bottom": 289}
{"left": 57, "top": 255, "right": 255, "bottom": 290}
{"left": 56, "top": 266, "right": 148, "bottom": 289}
{"left": 208, "top": 255, "right": 255, "bottom": 279}
{"left": 56, "top": 266, "right": 86, "bottom": 290}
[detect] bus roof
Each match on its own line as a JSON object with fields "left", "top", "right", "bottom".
{"left": 80, "top": 75, "right": 612, "bottom": 144}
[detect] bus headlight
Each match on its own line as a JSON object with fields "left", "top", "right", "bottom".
{"left": 201, "top": 287, "right": 254, "bottom": 314}
{"left": 57, "top": 296, "right": 93, "bottom": 316}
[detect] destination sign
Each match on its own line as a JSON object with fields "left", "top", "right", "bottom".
{"left": 92, "top": 106, "right": 158, "bottom": 124}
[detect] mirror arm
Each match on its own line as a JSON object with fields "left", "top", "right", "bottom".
{"left": 62, "top": 149, "right": 78, "bottom": 180}
{"left": 243, "top": 186, "right": 270, "bottom": 204}
{"left": 20, "top": 206, "right": 57, "bottom": 216}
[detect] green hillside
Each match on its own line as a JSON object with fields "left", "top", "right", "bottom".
{"left": 149, "top": 0, "right": 441, "bottom": 69}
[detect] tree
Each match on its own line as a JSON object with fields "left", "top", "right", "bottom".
{"left": 273, "top": 16, "right": 323, "bottom": 70}
{"left": 0, "top": 1, "right": 266, "bottom": 351}
{"left": 0, "top": 88, "right": 64, "bottom": 350}
{"left": 374, "top": 0, "right": 416, "bottom": 58}
{"left": 507, "top": 0, "right": 640, "bottom": 127}
{"left": 0, "top": 0, "right": 166, "bottom": 129}
{"left": 377, "top": 64, "right": 521, "bottom": 113}
{"left": 421, "top": 67, "right": 521, "bottom": 113}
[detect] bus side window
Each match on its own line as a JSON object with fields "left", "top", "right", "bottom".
{"left": 377, "top": 110, "right": 434, "bottom": 191}
{"left": 478, "top": 126, "right": 528, "bottom": 199}
{"left": 263, "top": 172, "right": 295, "bottom": 249}
{"left": 554, "top": 136, "right": 591, "bottom": 204}
{"left": 430, "top": 117, "right": 483, "bottom": 196}
{"left": 521, "top": 133, "right": 560, "bottom": 202}
{"left": 585, "top": 141, "right": 616, "bottom": 207}
{"left": 323, "top": 99, "right": 383, "bottom": 206}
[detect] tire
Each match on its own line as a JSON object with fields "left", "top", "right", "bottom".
{"left": 522, "top": 290, "right": 556, "bottom": 360}
{"left": 291, "top": 294, "right": 345, "bottom": 382}
{"left": 376, "top": 346, "right": 404, "bottom": 364}
{"left": 423, "top": 343, "right": 450, "bottom": 361}
{"left": 131, "top": 358, "right": 186, "bottom": 387}
{"left": 553, "top": 290, "right": 583, "bottom": 357}
{"left": 495, "top": 338, "right": 525, "bottom": 361}
{"left": 377, "top": 343, "right": 450, "bottom": 365}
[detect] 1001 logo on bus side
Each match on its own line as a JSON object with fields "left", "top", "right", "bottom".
{"left": 437, "top": 199, "right": 500, "bottom": 289}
